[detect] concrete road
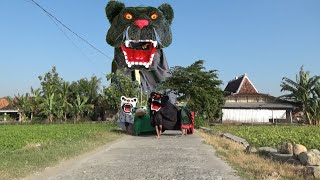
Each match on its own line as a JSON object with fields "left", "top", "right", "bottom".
{"left": 24, "top": 130, "right": 240, "bottom": 180}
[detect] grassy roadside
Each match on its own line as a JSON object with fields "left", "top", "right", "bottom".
{"left": 212, "top": 125, "right": 320, "bottom": 150}
{"left": 0, "top": 123, "right": 124, "bottom": 180}
{"left": 197, "top": 130, "right": 307, "bottom": 180}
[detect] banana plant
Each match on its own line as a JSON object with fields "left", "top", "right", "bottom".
{"left": 72, "top": 95, "right": 93, "bottom": 123}
{"left": 39, "top": 93, "right": 55, "bottom": 123}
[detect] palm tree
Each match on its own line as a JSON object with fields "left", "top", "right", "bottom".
{"left": 59, "top": 82, "right": 72, "bottom": 122}
{"left": 30, "top": 87, "right": 42, "bottom": 121}
{"left": 72, "top": 95, "right": 93, "bottom": 123}
{"left": 88, "top": 76, "right": 101, "bottom": 103}
{"left": 280, "top": 66, "right": 320, "bottom": 124}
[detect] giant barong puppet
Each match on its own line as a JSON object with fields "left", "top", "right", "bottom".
{"left": 105, "top": 0, "right": 173, "bottom": 91}
{"left": 106, "top": 1, "right": 189, "bottom": 135}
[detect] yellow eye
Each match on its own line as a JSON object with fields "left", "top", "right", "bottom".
{"left": 124, "top": 13, "right": 133, "bottom": 20}
{"left": 150, "top": 13, "right": 158, "bottom": 20}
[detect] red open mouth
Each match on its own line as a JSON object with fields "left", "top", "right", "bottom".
{"left": 121, "top": 40, "right": 157, "bottom": 69}
{"left": 122, "top": 104, "right": 132, "bottom": 113}
{"left": 151, "top": 101, "right": 161, "bottom": 111}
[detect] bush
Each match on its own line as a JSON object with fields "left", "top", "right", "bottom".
{"left": 194, "top": 115, "right": 208, "bottom": 129}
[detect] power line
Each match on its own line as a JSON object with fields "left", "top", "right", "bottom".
{"left": 29, "top": 0, "right": 113, "bottom": 60}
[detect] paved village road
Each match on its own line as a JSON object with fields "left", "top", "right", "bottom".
{"left": 24, "top": 130, "right": 240, "bottom": 180}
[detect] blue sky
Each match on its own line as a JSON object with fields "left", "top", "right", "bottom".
{"left": 1, "top": 0, "right": 319, "bottom": 97}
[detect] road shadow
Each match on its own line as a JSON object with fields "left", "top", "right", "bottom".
{"left": 110, "top": 128, "right": 127, "bottom": 135}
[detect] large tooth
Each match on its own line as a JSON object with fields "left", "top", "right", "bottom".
{"left": 151, "top": 54, "right": 155, "bottom": 58}
{"left": 145, "top": 63, "right": 150, "bottom": 68}
{"left": 127, "top": 64, "right": 132, "bottom": 68}
{"left": 138, "top": 62, "right": 143, "bottom": 65}
{"left": 134, "top": 62, "right": 139, "bottom": 65}
{"left": 125, "top": 40, "right": 130, "bottom": 47}
{"left": 124, "top": 55, "right": 128, "bottom": 60}
{"left": 152, "top": 41, "right": 158, "bottom": 48}
{"left": 123, "top": 51, "right": 127, "bottom": 55}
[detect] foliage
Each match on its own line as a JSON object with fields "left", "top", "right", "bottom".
{"left": 102, "top": 70, "right": 140, "bottom": 110}
{"left": 280, "top": 66, "right": 320, "bottom": 125}
{"left": 214, "top": 125, "right": 320, "bottom": 150}
{"left": 194, "top": 115, "right": 209, "bottom": 129}
{"left": 57, "top": 81, "right": 72, "bottom": 122}
{"left": 159, "top": 60, "right": 224, "bottom": 120}
{"left": 9, "top": 93, "right": 31, "bottom": 121}
{"left": 38, "top": 66, "right": 63, "bottom": 97}
{"left": 7, "top": 66, "right": 104, "bottom": 123}
{"left": 39, "top": 93, "right": 55, "bottom": 123}
{"left": 71, "top": 95, "right": 93, "bottom": 123}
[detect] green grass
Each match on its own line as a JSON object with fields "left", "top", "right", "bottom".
{"left": 0, "top": 123, "right": 123, "bottom": 179}
{"left": 213, "top": 125, "right": 320, "bottom": 150}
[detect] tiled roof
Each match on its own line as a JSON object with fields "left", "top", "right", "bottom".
{"left": 224, "top": 75, "right": 244, "bottom": 93}
{"left": 224, "top": 74, "right": 258, "bottom": 94}
{"left": 0, "top": 98, "right": 10, "bottom": 110}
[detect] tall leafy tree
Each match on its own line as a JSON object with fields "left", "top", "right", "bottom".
{"left": 103, "top": 71, "right": 139, "bottom": 110}
{"left": 30, "top": 87, "right": 42, "bottom": 121}
{"left": 38, "top": 66, "right": 63, "bottom": 122}
{"left": 159, "top": 60, "right": 224, "bottom": 120}
{"left": 71, "top": 95, "right": 93, "bottom": 123}
{"left": 58, "top": 81, "right": 72, "bottom": 122}
{"left": 280, "top": 66, "right": 320, "bottom": 125}
{"left": 38, "top": 66, "right": 63, "bottom": 97}
{"left": 39, "top": 93, "right": 56, "bottom": 123}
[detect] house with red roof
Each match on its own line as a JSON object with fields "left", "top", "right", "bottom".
{"left": 222, "top": 74, "right": 296, "bottom": 123}
{"left": 0, "top": 97, "right": 18, "bottom": 121}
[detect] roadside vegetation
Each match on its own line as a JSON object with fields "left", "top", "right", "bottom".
{"left": 213, "top": 125, "right": 320, "bottom": 150}
{"left": 198, "top": 130, "right": 306, "bottom": 180}
{"left": 158, "top": 60, "right": 225, "bottom": 126}
{"left": 280, "top": 66, "right": 320, "bottom": 125}
{"left": 1, "top": 66, "right": 138, "bottom": 123}
{"left": 0, "top": 123, "right": 123, "bottom": 179}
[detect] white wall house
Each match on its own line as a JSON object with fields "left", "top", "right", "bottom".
{"left": 222, "top": 74, "right": 296, "bottom": 123}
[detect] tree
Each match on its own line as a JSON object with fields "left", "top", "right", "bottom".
{"left": 158, "top": 60, "right": 224, "bottom": 120}
{"left": 10, "top": 93, "right": 31, "bottom": 121}
{"left": 280, "top": 66, "right": 320, "bottom": 125}
{"left": 39, "top": 93, "right": 56, "bottom": 123}
{"left": 102, "top": 70, "right": 139, "bottom": 110}
{"left": 58, "top": 81, "right": 72, "bottom": 122}
{"left": 38, "top": 66, "right": 63, "bottom": 97}
{"left": 309, "top": 83, "right": 320, "bottom": 125}
{"left": 29, "top": 87, "right": 42, "bottom": 121}
{"left": 71, "top": 95, "right": 93, "bottom": 123}
{"left": 37, "top": 66, "right": 63, "bottom": 122}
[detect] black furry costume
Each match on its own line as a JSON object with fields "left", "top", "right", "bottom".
{"left": 149, "top": 92, "right": 180, "bottom": 130}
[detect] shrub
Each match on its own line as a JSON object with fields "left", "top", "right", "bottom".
{"left": 194, "top": 115, "right": 208, "bottom": 129}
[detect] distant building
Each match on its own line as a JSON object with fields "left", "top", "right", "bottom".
{"left": 222, "top": 74, "right": 296, "bottom": 123}
{"left": 0, "top": 97, "right": 18, "bottom": 121}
